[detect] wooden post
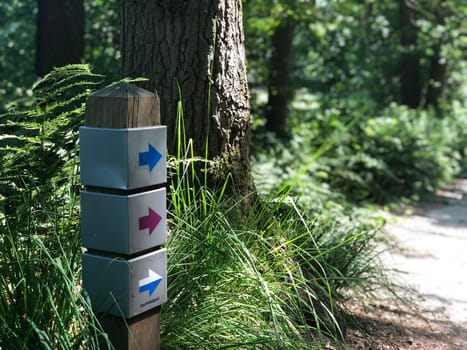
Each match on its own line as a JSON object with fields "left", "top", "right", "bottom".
{"left": 97, "top": 308, "right": 160, "bottom": 350}
{"left": 81, "top": 82, "right": 166, "bottom": 350}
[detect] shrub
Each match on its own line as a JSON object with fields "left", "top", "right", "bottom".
{"left": 252, "top": 93, "right": 464, "bottom": 204}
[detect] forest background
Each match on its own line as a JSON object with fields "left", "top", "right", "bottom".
{"left": 0, "top": 0, "right": 465, "bottom": 349}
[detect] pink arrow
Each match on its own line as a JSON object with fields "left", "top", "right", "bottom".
{"left": 139, "top": 208, "right": 162, "bottom": 235}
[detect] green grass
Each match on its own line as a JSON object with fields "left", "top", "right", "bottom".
{"left": 159, "top": 110, "right": 387, "bottom": 348}
{"left": 0, "top": 180, "right": 108, "bottom": 349}
{"left": 0, "top": 151, "right": 386, "bottom": 349}
{"left": 0, "top": 68, "right": 394, "bottom": 349}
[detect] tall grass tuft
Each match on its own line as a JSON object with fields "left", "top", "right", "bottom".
{"left": 163, "top": 177, "right": 384, "bottom": 348}
{"left": 160, "top": 100, "right": 386, "bottom": 349}
{"left": 0, "top": 65, "right": 109, "bottom": 349}
{"left": 0, "top": 179, "right": 108, "bottom": 349}
{"left": 0, "top": 69, "right": 389, "bottom": 348}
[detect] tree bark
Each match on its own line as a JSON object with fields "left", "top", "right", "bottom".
{"left": 265, "top": 21, "right": 295, "bottom": 138}
{"left": 35, "top": 0, "right": 84, "bottom": 76}
{"left": 121, "top": 0, "right": 254, "bottom": 196}
{"left": 399, "top": 0, "right": 421, "bottom": 108}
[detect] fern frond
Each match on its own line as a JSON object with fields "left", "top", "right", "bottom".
{"left": 0, "top": 64, "right": 104, "bottom": 219}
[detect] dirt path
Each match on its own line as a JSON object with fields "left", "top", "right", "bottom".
{"left": 346, "top": 179, "right": 467, "bottom": 349}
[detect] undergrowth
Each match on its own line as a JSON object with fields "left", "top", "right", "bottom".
{"left": 0, "top": 65, "right": 109, "bottom": 349}
{"left": 0, "top": 66, "right": 391, "bottom": 349}
{"left": 0, "top": 181, "right": 105, "bottom": 349}
{"left": 161, "top": 98, "right": 387, "bottom": 348}
{"left": 252, "top": 90, "right": 466, "bottom": 205}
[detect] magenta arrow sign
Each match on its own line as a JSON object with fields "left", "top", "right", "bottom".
{"left": 139, "top": 208, "right": 162, "bottom": 235}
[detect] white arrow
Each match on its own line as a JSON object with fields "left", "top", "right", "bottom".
{"left": 138, "top": 269, "right": 162, "bottom": 296}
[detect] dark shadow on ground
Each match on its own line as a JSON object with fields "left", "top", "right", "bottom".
{"left": 344, "top": 300, "right": 467, "bottom": 350}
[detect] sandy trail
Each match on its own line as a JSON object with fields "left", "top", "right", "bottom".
{"left": 385, "top": 179, "right": 467, "bottom": 326}
{"left": 345, "top": 179, "right": 467, "bottom": 349}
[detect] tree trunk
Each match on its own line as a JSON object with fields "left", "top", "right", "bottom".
{"left": 265, "top": 22, "right": 295, "bottom": 138}
{"left": 425, "top": 47, "right": 448, "bottom": 112}
{"left": 399, "top": 0, "right": 421, "bottom": 108}
{"left": 35, "top": 0, "right": 84, "bottom": 76}
{"left": 121, "top": 0, "right": 254, "bottom": 196}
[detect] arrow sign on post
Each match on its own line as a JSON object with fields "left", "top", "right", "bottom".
{"left": 139, "top": 207, "right": 162, "bottom": 235}
{"left": 139, "top": 144, "right": 162, "bottom": 172}
{"left": 139, "top": 269, "right": 162, "bottom": 297}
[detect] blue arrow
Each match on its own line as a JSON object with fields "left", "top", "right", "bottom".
{"left": 139, "top": 144, "right": 162, "bottom": 172}
{"left": 139, "top": 270, "right": 162, "bottom": 296}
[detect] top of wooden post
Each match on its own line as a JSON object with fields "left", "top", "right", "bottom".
{"left": 85, "top": 82, "right": 160, "bottom": 128}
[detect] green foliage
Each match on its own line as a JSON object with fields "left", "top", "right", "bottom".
{"left": 415, "top": 0, "right": 467, "bottom": 104}
{"left": 0, "top": 64, "right": 103, "bottom": 221}
{"left": 84, "top": 0, "right": 120, "bottom": 81}
{"left": 244, "top": 0, "right": 401, "bottom": 105}
{"left": 0, "top": 186, "right": 108, "bottom": 350}
{"left": 342, "top": 104, "right": 462, "bottom": 201}
{"left": 0, "top": 66, "right": 390, "bottom": 349}
{"left": 0, "top": 2, "right": 463, "bottom": 347}
{"left": 243, "top": 0, "right": 318, "bottom": 86}
{"left": 163, "top": 148, "right": 383, "bottom": 348}
{"left": 245, "top": 0, "right": 466, "bottom": 111}
{"left": 0, "top": 66, "right": 108, "bottom": 348}
{"left": 160, "top": 99, "right": 387, "bottom": 348}
{"left": 0, "top": 0, "right": 120, "bottom": 110}
{"left": 0, "top": 1, "right": 36, "bottom": 108}
{"left": 4, "top": 1, "right": 458, "bottom": 348}
{"left": 252, "top": 91, "right": 465, "bottom": 204}
{"left": 302, "top": 1, "right": 400, "bottom": 105}
{"left": 163, "top": 180, "right": 384, "bottom": 348}
{"left": 0, "top": 70, "right": 389, "bottom": 349}
{"left": 247, "top": 0, "right": 466, "bottom": 206}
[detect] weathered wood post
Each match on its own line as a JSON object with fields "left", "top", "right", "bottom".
{"left": 79, "top": 82, "right": 167, "bottom": 349}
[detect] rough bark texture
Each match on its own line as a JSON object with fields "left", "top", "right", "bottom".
{"left": 399, "top": 0, "right": 421, "bottom": 108}
{"left": 121, "top": 0, "right": 253, "bottom": 196}
{"left": 35, "top": 0, "right": 84, "bottom": 76}
{"left": 265, "top": 22, "right": 295, "bottom": 138}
